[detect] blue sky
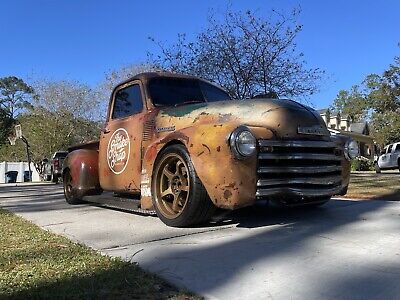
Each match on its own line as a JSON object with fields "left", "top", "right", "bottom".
{"left": 1, "top": 0, "right": 399, "bottom": 109}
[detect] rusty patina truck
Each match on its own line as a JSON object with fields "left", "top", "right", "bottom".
{"left": 63, "top": 72, "right": 357, "bottom": 227}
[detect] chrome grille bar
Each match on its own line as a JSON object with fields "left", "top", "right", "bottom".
{"left": 258, "top": 153, "right": 342, "bottom": 161}
{"left": 256, "top": 186, "right": 343, "bottom": 197}
{"left": 257, "top": 175, "right": 342, "bottom": 187}
{"left": 258, "top": 140, "right": 336, "bottom": 148}
{"left": 258, "top": 165, "right": 342, "bottom": 174}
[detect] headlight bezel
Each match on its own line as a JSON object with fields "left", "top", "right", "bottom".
{"left": 344, "top": 139, "right": 359, "bottom": 160}
{"left": 229, "top": 126, "right": 257, "bottom": 159}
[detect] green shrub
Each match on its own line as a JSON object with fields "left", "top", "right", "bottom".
{"left": 351, "top": 156, "right": 374, "bottom": 171}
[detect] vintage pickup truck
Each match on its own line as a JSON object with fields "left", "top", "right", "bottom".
{"left": 63, "top": 72, "right": 357, "bottom": 227}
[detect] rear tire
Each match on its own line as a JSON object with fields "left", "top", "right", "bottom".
{"left": 151, "top": 144, "right": 215, "bottom": 227}
{"left": 375, "top": 163, "right": 381, "bottom": 173}
{"left": 63, "top": 170, "right": 85, "bottom": 205}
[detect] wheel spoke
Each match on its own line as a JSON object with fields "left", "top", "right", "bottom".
{"left": 163, "top": 166, "right": 175, "bottom": 180}
{"left": 161, "top": 187, "right": 173, "bottom": 198}
{"left": 175, "top": 160, "right": 184, "bottom": 175}
{"left": 172, "top": 193, "right": 181, "bottom": 212}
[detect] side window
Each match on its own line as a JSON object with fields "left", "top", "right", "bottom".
{"left": 387, "top": 145, "right": 393, "bottom": 153}
{"left": 112, "top": 84, "right": 143, "bottom": 119}
{"left": 394, "top": 144, "right": 400, "bottom": 152}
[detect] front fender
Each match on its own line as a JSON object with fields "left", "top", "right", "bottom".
{"left": 141, "top": 123, "right": 274, "bottom": 209}
{"left": 63, "top": 149, "right": 101, "bottom": 196}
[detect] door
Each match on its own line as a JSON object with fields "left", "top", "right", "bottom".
{"left": 98, "top": 81, "right": 145, "bottom": 193}
{"left": 379, "top": 145, "right": 392, "bottom": 169}
{"left": 390, "top": 143, "right": 400, "bottom": 167}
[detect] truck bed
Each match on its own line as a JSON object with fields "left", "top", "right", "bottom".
{"left": 68, "top": 140, "right": 100, "bottom": 152}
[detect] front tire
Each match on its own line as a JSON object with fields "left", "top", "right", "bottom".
{"left": 152, "top": 145, "right": 215, "bottom": 227}
{"left": 52, "top": 173, "right": 59, "bottom": 183}
{"left": 63, "top": 170, "right": 85, "bottom": 205}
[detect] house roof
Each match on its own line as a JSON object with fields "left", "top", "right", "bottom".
{"left": 317, "top": 108, "right": 329, "bottom": 114}
{"left": 350, "top": 121, "right": 369, "bottom": 134}
{"left": 341, "top": 113, "right": 350, "bottom": 119}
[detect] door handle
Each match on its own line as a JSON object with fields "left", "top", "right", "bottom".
{"left": 102, "top": 128, "right": 111, "bottom": 134}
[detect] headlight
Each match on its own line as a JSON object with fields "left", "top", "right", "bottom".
{"left": 230, "top": 126, "right": 257, "bottom": 159}
{"left": 344, "top": 139, "right": 359, "bottom": 160}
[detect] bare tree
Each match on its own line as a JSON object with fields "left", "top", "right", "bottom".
{"left": 100, "top": 63, "right": 158, "bottom": 93}
{"left": 33, "top": 79, "right": 102, "bottom": 122}
{"left": 149, "top": 8, "right": 324, "bottom": 100}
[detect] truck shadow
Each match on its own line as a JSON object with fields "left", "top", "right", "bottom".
{"left": 127, "top": 199, "right": 400, "bottom": 298}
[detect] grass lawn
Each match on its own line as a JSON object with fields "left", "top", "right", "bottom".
{"left": 0, "top": 209, "right": 197, "bottom": 300}
{"left": 345, "top": 172, "right": 400, "bottom": 200}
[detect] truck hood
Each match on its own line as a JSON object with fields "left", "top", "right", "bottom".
{"left": 158, "top": 98, "right": 329, "bottom": 139}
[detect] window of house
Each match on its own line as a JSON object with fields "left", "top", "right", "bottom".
{"left": 112, "top": 84, "right": 143, "bottom": 119}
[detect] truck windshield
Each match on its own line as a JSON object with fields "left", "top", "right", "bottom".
{"left": 148, "top": 78, "right": 231, "bottom": 107}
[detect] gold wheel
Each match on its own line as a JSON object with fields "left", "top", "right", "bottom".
{"left": 154, "top": 153, "right": 190, "bottom": 219}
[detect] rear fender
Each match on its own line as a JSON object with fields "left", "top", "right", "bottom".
{"left": 63, "top": 149, "right": 101, "bottom": 196}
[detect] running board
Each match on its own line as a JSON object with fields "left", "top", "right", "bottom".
{"left": 83, "top": 192, "right": 156, "bottom": 215}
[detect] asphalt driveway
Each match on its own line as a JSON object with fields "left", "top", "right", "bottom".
{"left": 1, "top": 183, "right": 399, "bottom": 299}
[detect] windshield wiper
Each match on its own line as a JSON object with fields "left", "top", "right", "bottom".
{"left": 174, "top": 100, "right": 205, "bottom": 107}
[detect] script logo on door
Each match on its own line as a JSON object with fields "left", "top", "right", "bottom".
{"left": 107, "top": 128, "right": 130, "bottom": 174}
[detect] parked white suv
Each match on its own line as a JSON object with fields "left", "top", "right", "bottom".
{"left": 375, "top": 142, "right": 400, "bottom": 173}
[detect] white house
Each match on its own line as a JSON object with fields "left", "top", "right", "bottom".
{"left": 318, "top": 108, "right": 374, "bottom": 158}
{"left": 0, "top": 161, "right": 41, "bottom": 183}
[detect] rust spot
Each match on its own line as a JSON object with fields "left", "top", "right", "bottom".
{"left": 146, "top": 144, "right": 158, "bottom": 161}
{"left": 224, "top": 190, "right": 232, "bottom": 199}
{"left": 202, "top": 144, "right": 211, "bottom": 154}
{"left": 216, "top": 146, "right": 221, "bottom": 152}
{"left": 226, "top": 182, "right": 236, "bottom": 188}
{"left": 190, "top": 143, "right": 193, "bottom": 148}
{"left": 160, "top": 131, "right": 189, "bottom": 144}
{"left": 192, "top": 111, "right": 210, "bottom": 123}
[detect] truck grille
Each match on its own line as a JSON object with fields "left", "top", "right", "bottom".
{"left": 256, "top": 140, "right": 343, "bottom": 198}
